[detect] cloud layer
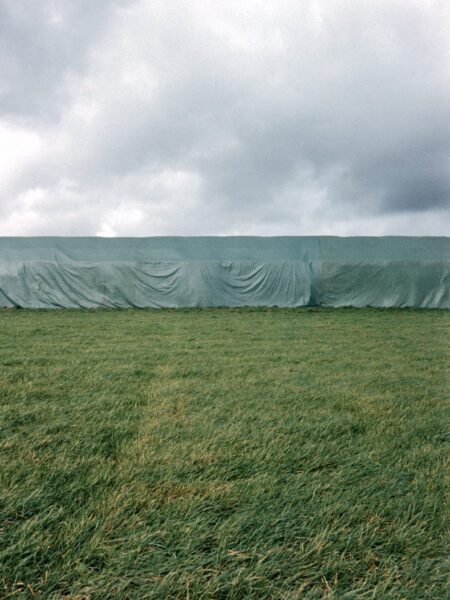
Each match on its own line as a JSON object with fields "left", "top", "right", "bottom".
{"left": 1, "top": 0, "right": 449, "bottom": 236}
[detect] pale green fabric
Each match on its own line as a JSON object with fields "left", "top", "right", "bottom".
{"left": 0, "top": 237, "right": 448, "bottom": 308}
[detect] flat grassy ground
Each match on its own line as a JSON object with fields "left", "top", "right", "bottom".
{"left": 0, "top": 308, "right": 448, "bottom": 599}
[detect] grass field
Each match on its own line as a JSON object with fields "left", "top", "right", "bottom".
{"left": 0, "top": 308, "right": 448, "bottom": 599}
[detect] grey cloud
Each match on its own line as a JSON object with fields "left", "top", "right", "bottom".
{"left": 0, "top": 0, "right": 128, "bottom": 121}
{"left": 0, "top": 0, "right": 449, "bottom": 236}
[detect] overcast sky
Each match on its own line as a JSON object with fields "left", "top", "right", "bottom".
{"left": 0, "top": 0, "right": 449, "bottom": 237}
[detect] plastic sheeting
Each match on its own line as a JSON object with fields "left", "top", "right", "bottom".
{"left": 0, "top": 236, "right": 448, "bottom": 308}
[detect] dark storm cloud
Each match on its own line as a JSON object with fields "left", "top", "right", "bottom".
{"left": 0, "top": 0, "right": 449, "bottom": 236}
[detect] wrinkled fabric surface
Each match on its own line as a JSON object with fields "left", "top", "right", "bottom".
{"left": 0, "top": 236, "right": 448, "bottom": 308}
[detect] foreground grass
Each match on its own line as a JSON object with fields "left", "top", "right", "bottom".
{"left": 0, "top": 308, "right": 448, "bottom": 599}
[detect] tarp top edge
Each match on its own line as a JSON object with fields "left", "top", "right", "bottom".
{"left": 1, "top": 236, "right": 448, "bottom": 263}
{"left": 0, "top": 236, "right": 448, "bottom": 240}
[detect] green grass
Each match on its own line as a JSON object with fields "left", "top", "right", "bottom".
{"left": 0, "top": 308, "right": 448, "bottom": 599}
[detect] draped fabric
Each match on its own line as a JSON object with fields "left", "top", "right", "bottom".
{"left": 0, "top": 237, "right": 448, "bottom": 308}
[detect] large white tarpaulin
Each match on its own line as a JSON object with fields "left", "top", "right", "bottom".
{"left": 0, "top": 236, "right": 448, "bottom": 308}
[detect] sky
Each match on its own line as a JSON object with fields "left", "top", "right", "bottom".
{"left": 0, "top": 0, "right": 449, "bottom": 237}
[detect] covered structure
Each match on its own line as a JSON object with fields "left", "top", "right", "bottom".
{"left": 0, "top": 236, "right": 448, "bottom": 308}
